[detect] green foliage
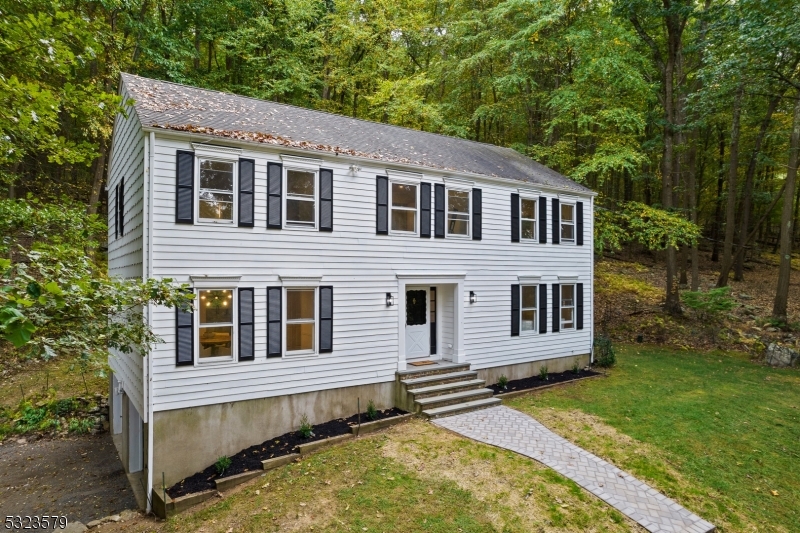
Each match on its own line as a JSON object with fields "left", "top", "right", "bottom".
{"left": 593, "top": 336, "right": 616, "bottom": 368}
{"left": 298, "top": 413, "right": 314, "bottom": 439}
{"left": 681, "top": 287, "right": 737, "bottom": 322}
{"left": 539, "top": 365, "right": 549, "bottom": 381}
{"left": 67, "top": 417, "right": 94, "bottom": 434}
{"left": 14, "top": 404, "right": 54, "bottom": 433}
{"left": 215, "top": 455, "right": 232, "bottom": 476}
{"left": 365, "top": 399, "right": 378, "bottom": 421}
{"left": 595, "top": 201, "right": 701, "bottom": 256}
{"left": 571, "top": 362, "right": 580, "bottom": 374}
{"left": 497, "top": 375, "right": 509, "bottom": 389}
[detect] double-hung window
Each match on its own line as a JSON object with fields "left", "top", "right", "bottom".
{"left": 390, "top": 182, "right": 417, "bottom": 233}
{"left": 286, "top": 288, "right": 316, "bottom": 354}
{"left": 521, "top": 198, "right": 537, "bottom": 240}
{"left": 198, "top": 159, "right": 236, "bottom": 222}
{"left": 561, "top": 203, "right": 575, "bottom": 243}
{"left": 198, "top": 289, "right": 235, "bottom": 360}
{"left": 285, "top": 169, "right": 317, "bottom": 227}
{"left": 447, "top": 189, "right": 470, "bottom": 236}
{"left": 521, "top": 285, "right": 538, "bottom": 333}
{"left": 561, "top": 284, "right": 575, "bottom": 330}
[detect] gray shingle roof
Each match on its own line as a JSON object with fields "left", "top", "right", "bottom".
{"left": 121, "top": 73, "right": 590, "bottom": 193}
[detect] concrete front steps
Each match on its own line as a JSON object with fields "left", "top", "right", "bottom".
{"left": 396, "top": 362, "right": 501, "bottom": 419}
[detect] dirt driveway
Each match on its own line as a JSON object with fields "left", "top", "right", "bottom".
{"left": 0, "top": 433, "right": 138, "bottom": 523}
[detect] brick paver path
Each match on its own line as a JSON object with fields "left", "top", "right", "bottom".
{"left": 433, "top": 406, "right": 715, "bottom": 533}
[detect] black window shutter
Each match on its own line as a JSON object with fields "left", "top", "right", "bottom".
{"left": 420, "top": 182, "right": 431, "bottom": 238}
{"left": 238, "top": 159, "right": 255, "bottom": 227}
{"left": 267, "top": 162, "right": 282, "bottom": 229}
{"left": 434, "top": 183, "right": 445, "bottom": 238}
{"left": 552, "top": 198, "right": 560, "bottom": 244}
{"left": 539, "top": 196, "right": 547, "bottom": 244}
{"left": 320, "top": 168, "right": 333, "bottom": 232}
{"left": 176, "top": 297, "right": 194, "bottom": 366}
{"left": 576, "top": 201, "right": 584, "bottom": 246}
{"left": 539, "top": 284, "right": 548, "bottom": 333}
{"left": 113, "top": 185, "right": 118, "bottom": 239}
{"left": 267, "top": 287, "right": 282, "bottom": 358}
{"left": 319, "top": 286, "right": 333, "bottom": 353}
{"left": 376, "top": 176, "right": 388, "bottom": 234}
{"left": 552, "top": 283, "right": 560, "bottom": 332}
{"left": 576, "top": 283, "right": 584, "bottom": 330}
{"left": 176, "top": 151, "right": 194, "bottom": 224}
{"left": 511, "top": 284, "right": 520, "bottom": 337}
{"left": 118, "top": 177, "right": 125, "bottom": 235}
{"left": 511, "top": 193, "right": 520, "bottom": 242}
{"left": 472, "top": 188, "right": 482, "bottom": 240}
{"left": 238, "top": 288, "right": 254, "bottom": 360}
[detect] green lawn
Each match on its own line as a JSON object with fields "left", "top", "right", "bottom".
{"left": 508, "top": 345, "right": 800, "bottom": 532}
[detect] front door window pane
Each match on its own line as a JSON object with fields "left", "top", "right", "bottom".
{"left": 447, "top": 190, "right": 469, "bottom": 235}
{"left": 286, "top": 288, "right": 315, "bottom": 352}
{"left": 286, "top": 170, "right": 315, "bottom": 225}
{"left": 199, "top": 160, "right": 234, "bottom": 221}
{"left": 391, "top": 183, "right": 417, "bottom": 232}
{"left": 199, "top": 289, "right": 233, "bottom": 358}
{"left": 521, "top": 198, "right": 536, "bottom": 240}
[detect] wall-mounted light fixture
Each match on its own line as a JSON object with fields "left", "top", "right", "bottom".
{"left": 386, "top": 293, "right": 396, "bottom": 307}
{"left": 349, "top": 164, "right": 362, "bottom": 175}
{"left": 469, "top": 291, "right": 477, "bottom": 304}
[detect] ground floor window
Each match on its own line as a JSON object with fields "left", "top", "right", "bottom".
{"left": 286, "top": 288, "right": 315, "bottom": 354}
{"left": 561, "top": 284, "right": 575, "bottom": 330}
{"left": 521, "top": 285, "right": 538, "bottom": 332}
{"left": 198, "top": 289, "right": 234, "bottom": 359}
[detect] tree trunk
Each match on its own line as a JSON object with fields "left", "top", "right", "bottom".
{"left": 772, "top": 93, "right": 800, "bottom": 322}
{"left": 87, "top": 140, "right": 108, "bottom": 216}
{"left": 686, "top": 140, "right": 699, "bottom": 290}
{"left": 734, "top": 94, "right": 782, "bottom": 280}
{"left": 711, "top": 129, "right": 725, "bottom": 261}
{"left": 717, "top": 83, "right": 744, "bottom": 287}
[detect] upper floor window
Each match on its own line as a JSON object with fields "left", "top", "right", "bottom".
{"left": 285, "top": 169, "right": 317, "bottom": 227}
{"left": 561, "top": 203, "right": 575, "bottom": 243}
{"left": 391, "top": 182, "right": 417, "bottom": 234}
{"left": 447, "top": 189, "right": 470, "bottom": 236}
{"left": 561, "top": 284, "right": 575, "bottom": 329}
{"left": 521, "top": 198, "right": 537, "bottom": 240}
{"left": 198, "top": 289, "right": 235, "bottom": 360}
{"left": 521, "top": 285, "right": 538, "bottom": 333}
{"left": 198, "top": 159, "right": 236, "bottom": 222}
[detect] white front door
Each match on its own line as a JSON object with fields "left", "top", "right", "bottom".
{"left": 405, "top": 287, "right": 430, "bottom": 360}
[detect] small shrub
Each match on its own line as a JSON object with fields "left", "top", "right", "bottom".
{"left": 681, "top": 287, "right": 736, "bottom": 322}
{"left": 539, "top": 366, "right": 548, "bottom": 381}
{"left": 51, "top": 398, "right": 78, "bottom": 417}
{"left": 215, "top": 455, "right": 232, "bottom": 476}
{"left": 67, "top": 418, "right": 94, "bottom": 434}
{"left": 366, "top": 399, "right": 378, "bottom": 420}
{"left": 594, "top": 335, "right": 616, "bottom": 368}
{"left": 298, "top": 414, "right": 314, "bottom": 439}
{"left": 571, "top": 362, "right": 580, "bottom": 374}
{"left": 14, "top": 404, "right": 49, "bottom": 433}
{"left": 497, "top": 375, "right": 509, "bottom": 390}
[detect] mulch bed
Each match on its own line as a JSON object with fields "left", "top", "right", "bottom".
{"left": 488, "top": 368, "right": 600, "bottom": 395}
{"left": 167, "top": 407, "right": 407, "bottom": 498}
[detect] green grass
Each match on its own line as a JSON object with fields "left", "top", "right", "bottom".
{"left": 508, "top": 345, "right": 800, "bottom": 532}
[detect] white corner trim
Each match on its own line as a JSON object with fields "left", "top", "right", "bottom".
{"left": 192, "top": 143, "right": 242, "bottom": 158}
{"left": 518, "top": 275, "right": 542, "bottom": 284}
{"left": 557, "top": 274, "right": 579, "bottom": 281}
{"left": 279, "top": 274, "right": 323, "bottom": 287}
{"left": 443, "top": 177, "right": 474, "bottom": 188}
{"left": 396, "top": 271, "right": 467, "bottom": 280}
{"left": 518, "top": 188, "right": 542, "bottom": 196}
{"left": 386, "top": 169, "right": 423, "bottom": 182}
{"left": 190, "top": 275, "right": 243, "bottom": 288}
{"left": 280, "top": 154, "right": 323, "bottom": 169}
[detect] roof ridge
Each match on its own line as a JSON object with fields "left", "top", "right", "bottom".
{"left": 119, "top": 72, "right": 518, "bottom": 152}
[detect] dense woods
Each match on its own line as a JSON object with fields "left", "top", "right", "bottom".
{"left": 2, "top": 0, "right": 799, "bottom": 323}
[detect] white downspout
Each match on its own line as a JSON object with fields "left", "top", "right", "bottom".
{"left": 145, "top": 131, "right": 156, "bottom": 513}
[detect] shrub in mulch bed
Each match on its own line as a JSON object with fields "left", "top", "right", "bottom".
{"left": 489, "top": 368, "right": 600, "bottom": 395}
{"left": 167, "top": 407, "right": 406, "bottom": 498}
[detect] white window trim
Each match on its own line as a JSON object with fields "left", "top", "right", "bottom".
{"left": 520, "top": 195, "right": 539, "bottom": 242}
{"left": 389, "top": 178, "right": 420, "bottom": 236}
{"left": 560, "top": 283, "right": 576, "bottom": 330}
{"left": 520, "top": 284, "right": 538, "bottom": 335}
{"left": 195, "top": 287, "right": 237, "bottom": 365}
{"left": 283, "top": 166, "right": 319, "bottom": 230}
{"left": 560, "top": 201, "right": 576, "bottom": 244}
{"left": 195, "top": 156, "right": 238, "bottom": 226}
{"left": 445, "top": 186, "right": 471, "bottom": 238}
{"left": 283, "top": 286, "right": 318, "bottom": 357}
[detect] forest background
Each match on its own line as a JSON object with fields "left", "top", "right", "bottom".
{"left": 2, "top": 0, "right": 800, "bottom": 360}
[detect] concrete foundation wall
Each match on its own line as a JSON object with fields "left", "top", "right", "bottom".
{"left": 476, "top": 353, "right": 590, "bottom": 387}
{"left": 153, "top": 381, "right": 393, "bottom": 487}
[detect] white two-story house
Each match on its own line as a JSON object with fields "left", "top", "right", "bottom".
{"left": 107, "top": 73, "right": 595, "bottom": 509}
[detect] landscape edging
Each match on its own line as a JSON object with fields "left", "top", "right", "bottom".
{"left": 350, "top": 413, "right": 415, "bottom": 435}
{"left": 495, "top": 373, "right": 606, "bottom": 400}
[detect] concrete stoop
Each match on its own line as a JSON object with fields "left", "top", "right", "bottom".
{"left": 396, "top": 363, "right": 501, "bottom": 418}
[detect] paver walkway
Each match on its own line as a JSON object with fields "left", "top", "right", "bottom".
{"left": 434, "top": 406, "right": 715, "bottom": 533}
